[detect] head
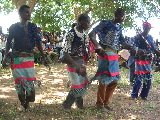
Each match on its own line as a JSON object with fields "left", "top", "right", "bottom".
{"left": 77, "top": 13, "right": 90, "bottom": 30}
{"left": 142, "top": 22, "right": 152, "bottom": 34}
{"left": 19, "top": 5, "right": 31, "bottom": 21}
{"left": 114, "top": 8, "right": 126, "bottom": 23}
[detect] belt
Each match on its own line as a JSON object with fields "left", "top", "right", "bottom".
{"left": 104, "top": 48, "right": 118, "bottom": 53}
{"left": 71, "top": 56, "right": 83, "bottom": 60}
{"left": 18, "top": 52, "right": 34, "bottom": 57}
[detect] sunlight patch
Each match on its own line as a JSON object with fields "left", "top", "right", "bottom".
{"left": 0, "top": 87, "right": 15, "bottom": 92}
{"left": 1, "top": 75, "right": 12, "bottom": 79}
{"left": 53, "top": 92, "right": 68, "bottom": 96}
{"left": 0, "top": 95, "right": 10, "bottom": 98}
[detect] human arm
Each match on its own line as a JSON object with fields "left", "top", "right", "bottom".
{"left": 88, "top": 21, "right": 106, "bottom": 56}
{"left": 2, "top": 25, "right": 14, "bottom": 67}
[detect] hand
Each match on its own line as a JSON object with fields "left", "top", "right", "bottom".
{"left": 75, "top": 64, "right": 87, "bottom": 76}
{"left": 137, "top": 49, "right": 146, "bottom": 56}
{"left": 122, "top": 43, "right": 132, "bottom": 50}
{"left": 129, "top": 46, "right": 137, "bottom": 55}
{"left": 74, "top": 63, "right": 81, "bottom": 75}
{"left": 155, "top": 65, "right": 160, "bottom": 72}
{"left": 95, "top": 45, "right": 105, "bottom": 57}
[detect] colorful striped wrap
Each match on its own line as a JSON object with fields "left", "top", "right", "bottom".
{"left": 11, "top": 57, "right": 36, "bottom": 95}
{"left": 67, "top": 59, "right": 89, "bottom": 97}
{"left": 91, "top": 51, "right": 120, "bottom": 85}
{"left": 134, "top": 60, "right": 152, "bottom": 83}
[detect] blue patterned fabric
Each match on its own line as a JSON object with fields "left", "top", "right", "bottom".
{"left": 91, "top": 51, "right": 120, "bottom": 85}
{"left": 94, "top": 20, "right": 124, "bottom": 50}
{"left": 6, "top": 22, "right": 41, "bottom": 52}
{"left": 63, "top": 27, "right": 88, "bottom": 57}
{"left": 135, "top": 34, "right": 155, "bottom": 53}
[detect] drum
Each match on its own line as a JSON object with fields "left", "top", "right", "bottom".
{"left": 118, "top": 49, "right": 130, "bottom": 65}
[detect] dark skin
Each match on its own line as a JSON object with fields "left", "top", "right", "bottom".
{"left": 2, "top": 7, "right": 49, "bottom": 68}
{"left": 131, "top": 25, "right": 160, "bottom": 72}
{"left": 63, "top": 17, "right": 90, "bottom": 75}
{"left": 89, "top": 11, "right": 133, "bottom": 56}
{"left": 2, "top": 7, "right": 49, "bottom": 109}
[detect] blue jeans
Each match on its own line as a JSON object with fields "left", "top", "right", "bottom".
{"left": 129, "top": 62, "right": 135, "bottom": 83}
{"left": 131, "top": 76, "right": 151, "bottom": 98}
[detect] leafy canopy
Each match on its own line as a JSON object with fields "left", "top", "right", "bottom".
{"left": 0, "top": 0, "right": 159, "bottom": 32}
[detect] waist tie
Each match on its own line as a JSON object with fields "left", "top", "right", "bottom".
{"left": 104, "top": 48, "right": 118, "bottom": 53}
{"left": 17, "top": 52, "right": 34, "bottom": 57}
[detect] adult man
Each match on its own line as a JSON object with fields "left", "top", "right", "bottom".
{"left": 131, "top": 22, "right": 160, "bottom": 100}
{"left": 62, "top": 13, "right": 90, "bottom": 111}
{"left": 89, "top": 8, "right": 132, "bottom": 111}
{"left": 2, "top": 5, "right": 48, "bottom": 111}
{"left": 127, "top": 36, "right": 136, "bottom": 85}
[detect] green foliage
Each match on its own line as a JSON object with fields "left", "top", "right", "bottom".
{"left": 0, "top": 0, "right": 15, "bottom": 14}
{"left": 0, "top": 0, "right": 159, "bottom": 32}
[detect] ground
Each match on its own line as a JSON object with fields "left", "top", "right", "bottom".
{"left": 0, "top": 63, "right": 160, "bottom": 120}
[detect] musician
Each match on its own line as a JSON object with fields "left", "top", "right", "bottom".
{"left": 131, "top": 22, "right": 160, "bottom": 100}
{"left": 89, "top": 8, "right": 134, "bottom": 111}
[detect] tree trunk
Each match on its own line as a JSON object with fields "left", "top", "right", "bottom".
{"left": 12, "top": 0, "right": 37, "bottom": 12}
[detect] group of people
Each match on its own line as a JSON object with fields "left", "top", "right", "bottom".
{"left": 34, "top": 27, "right": 66, "bottom": 64}
{"left": 1, "top": 5, "right": 160, "bottom": 113}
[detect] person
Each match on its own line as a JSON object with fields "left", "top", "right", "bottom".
{"left": 62, "top": 13, "right": 90, "bottom": 111}
{"left": 89, "top": 40, "right": 97, "bottom": 66}
{"left": 2, "top": 5, "right": 48, "bottom": 111}
{"left": 89, "top": 8, "right": 133, "bottom": 111}
{"left": 127, "top": 37, "right": 136, "bottom": 85}
{"left": 130, "top": 22, "right": 160, "bottom": 100}
{"left": 56, "top": 31, "right": 63, "bottom": 60}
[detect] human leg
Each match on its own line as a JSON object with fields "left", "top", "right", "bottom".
{"left": 25, "top": 90, "right": 35, "bottom": 109}
{"left": 104, "top": 81, "right": 118, "bottom": 107}
{"left": 96, "top": 81, "right": 106, "bottom": 107}
{"left": 62, "top": 92, "right": 76, "bottom": 109}
{"left": 18, "top": 88, "right": 25, "bottom": 107}
{"left": 75, "top": 96, "right": 84, "bottom": 108}
{"left": 129, "top": 62, "right": 135, "bottom": 84}
{"left": 140, "top": 80, "right": 151, "bottom": 98}
{"left": 131, "top": 77, "right": 142, "bottom": 98}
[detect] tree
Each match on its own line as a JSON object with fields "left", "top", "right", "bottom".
{"left": 0, "top": 0, "right": 160, "bottom": 32}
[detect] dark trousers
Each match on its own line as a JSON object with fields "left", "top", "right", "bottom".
{"left": 62, "top": 92, "right": 83, "bottom": 109}
{"left": 131, "top": 77, "right": 151, "bottom": 98}
{"left": 129, "top": 62, "right": 135, "bottom": 83}
{"left": 18, "top": 88, "right": 35, "bottom": 104}
{"left": 96, "top": 81, "right": 118, "bottom": 107}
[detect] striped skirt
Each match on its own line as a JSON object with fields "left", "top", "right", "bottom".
{"left": 91, "top": 51, "right": 120, "bottom": 85}
{"left": 11, "top": 57, "right": 36, "bottom": 95}
{"left": 66, "top": 59, "right": 89, "bottom": 97}
{"left": 134, "top": 60, "right": 152, "bottom": 83}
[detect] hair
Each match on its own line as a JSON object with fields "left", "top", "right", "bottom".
{"left": 19, "top": 5, "right": 30, "bottom": 13}
{"left": 78, "top": 13, "right": 89, "bottom": 22}
{"left": 114, "top": 8, "right": 125, "bottom": 16}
